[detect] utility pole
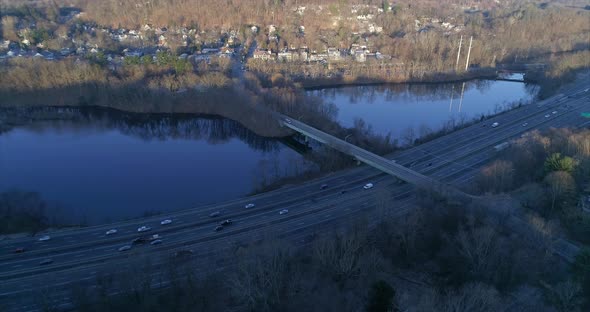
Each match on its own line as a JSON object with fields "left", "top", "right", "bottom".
{"left": 455, "top": 35, "right": 463, "bottom": 71}
{"left": 464, "top": 36, "right": 473, "bottom": 71}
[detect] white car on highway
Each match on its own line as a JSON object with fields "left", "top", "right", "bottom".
{"left": 522, "top": 122, "right": 528, "bottom": 127}
{"left": 244, "top": 203, "right": 255, "bottom": 209}
{"left": 491, "top": 122, "right": 499, "bottom": 128}
{"left": 137, "top": 226, "right": 151, "bottom": 232}
{"left": 279, "top": 209, "right": 289, "bottom": 215}
{"left": 150, "top": 239, "right": 163, "bottom": 245}
{"left": 552, "top": 110, "right": 557, "bottom": 114}
{"left": 39, "top": 259, "right": 53, "bottom": 265}
{"left": 363, "top": 183, "right": 374, "bottom": 190}
{"left": 38, "top": 235, "right": 51, "bottom": 242}
{"left": 105, "top": 229, "right": 117, "bottom": 235}
{"left": 118, "top": 245, "right": 131, "bottom": 252}
{"left": 545, "top": 114, "right": 551, "bottom": 118}
{"left": 160, "top": 219, "right": 172, "bottom": 225}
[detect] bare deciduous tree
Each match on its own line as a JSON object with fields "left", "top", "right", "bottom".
{"left": 545, "top": 280, "right": 583, "bottom": 312}
{"left": 544, "top": 171, "right": 576, "bottom": 212}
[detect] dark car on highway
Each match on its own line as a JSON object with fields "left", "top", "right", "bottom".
{"left": 132, "top": 237, "right": 150, "bottom": 245}
{"left": 215, "top": 225, "right": 224, "bottom": 232}
{"left": 172, "top": 249, "right": 194, "bottom": 258}
{"left": 14, "top": 247, "right": 25, "bottom": 254}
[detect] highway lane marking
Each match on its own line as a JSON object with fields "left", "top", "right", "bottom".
{"left": 4, "top": 102, "right": 584, "bottom": 298}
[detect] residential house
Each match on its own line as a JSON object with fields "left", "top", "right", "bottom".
{"left": 220, "top": 47, "right": 235, "bottom": 55}
{"left": 253, "top": 49, "right": 274, "bottom": 60}
{"left": 158, "top": 35, "right": 167, "bottom": 47}
{"left": 277, "top": 51, "right": 293, "bottom": 61}
{"left": 327, "top": 48, "right": 343, "bottom": 61}
{"left": 1, "top": 40, "right": 10, "bottom": 50}
{"left": 354, "top": 50, "right": 366, "bottom": 62}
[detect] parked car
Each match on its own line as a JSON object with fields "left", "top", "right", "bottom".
{"left": 279, "top": 209, "right": 289, "bottom": 215}
{"left": 105, "top": 229, "right": 118, "bottom": 235}
{"left": 38, "top": 235, "right": 51, "bottom": 242}
{"left": 244, "top": 203, "right": 255, "bottom": 209}
{"left": 160, "top": 219, "right": 172, "bottom": 225}
{"left": 209, "top": 211, "right": 221, "bottom": 217}
{"left": 118, "top": 245, "right": 131, "bottom": 252}
{"left": 363, "top": 183, "right": 374, "bottom": 190}
{"left": 221, "top": 219, "right": 233, "bottom": 226}
{"left": 137, "top": 226, "right": 151, "bottom": 232}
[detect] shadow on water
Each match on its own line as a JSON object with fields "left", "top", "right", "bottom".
{"left": 0, "top": 106, "right": 288, "bottom": 152}
{"left": 0, "top": 106, "right": 317, "bottom": 225}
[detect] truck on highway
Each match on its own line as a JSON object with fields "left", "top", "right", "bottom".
{"left": 494, "top": 142, "right": 510, "bottom": 152}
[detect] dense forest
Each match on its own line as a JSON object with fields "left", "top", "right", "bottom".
{"left": 44, "top": 180, "right": 590, "bottom": 312}
{"left": 476, "top": 128, "right": 590, "bottom": 245}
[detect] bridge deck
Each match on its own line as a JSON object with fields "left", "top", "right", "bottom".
{"left": 281, "top": 116, "right": 467, "bottom": 198}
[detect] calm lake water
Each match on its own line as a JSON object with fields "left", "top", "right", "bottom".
{"left": 309, "top": 78, "right": 538, "bottom": 140}
{"left": 0, "top": 78, "right": 537, "bottom": 224}
{"left": 0, "top": 108, "right": 310, "bottom": 224}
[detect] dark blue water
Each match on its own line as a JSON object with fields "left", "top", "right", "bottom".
{"left": 309, "top": 78, "right": 538, "bottom": 140}
{"left": 0, "top": 109, "right": 310, "bottom": 224}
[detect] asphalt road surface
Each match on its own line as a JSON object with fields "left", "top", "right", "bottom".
{"left": 1, "top": 78, "right": 589, "bottom": 311}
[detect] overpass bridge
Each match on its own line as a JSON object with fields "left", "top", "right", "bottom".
{"left": 279, "top": 116, "right": 470, "bottom": 200}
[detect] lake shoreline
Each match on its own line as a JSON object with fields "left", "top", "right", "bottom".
{"left": 300, "top": 70, "right": 502, "bottom": 90}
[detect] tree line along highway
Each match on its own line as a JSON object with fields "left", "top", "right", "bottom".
{"left": 1, "top": 81, "right": 589, "bottom": 312}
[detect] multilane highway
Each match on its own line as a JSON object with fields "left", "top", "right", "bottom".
{"left": 1, "top": 79, "right": 589, "bottom": 311}
{"left": 281, "top": 115, "right": 465, "bottom": 197}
